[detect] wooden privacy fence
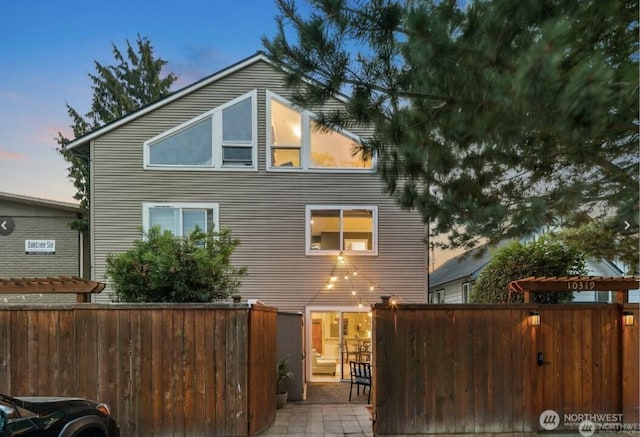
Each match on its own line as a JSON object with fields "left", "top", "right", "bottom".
{"left": 372, "top": 303, "right": 639, "bottom": 436}
{"left": 0, "top": 303, "right": 277, "bottom": 437}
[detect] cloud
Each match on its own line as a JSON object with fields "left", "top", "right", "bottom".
{"left": 169, "top": 47, "right": 233, "bottom": 88}
{"left": 0, "top": 150, "right": 26, "bottom": 160}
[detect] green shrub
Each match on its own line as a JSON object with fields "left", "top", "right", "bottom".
{"left": 105, "top": 226, "right": 247, "bottom": 302}
{"left": 470, "top": 237, "right": 586, "bottom": 304}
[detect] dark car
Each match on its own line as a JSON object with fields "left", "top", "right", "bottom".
{"left": 0, "top": 393, "right": 119, "bottom": 437}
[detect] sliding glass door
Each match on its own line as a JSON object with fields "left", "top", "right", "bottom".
{"left": 307, "top": 307, "right": 372, "bottom": 381}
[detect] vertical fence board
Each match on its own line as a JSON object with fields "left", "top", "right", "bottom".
{"left": 214, "top": 308, "right": 226, "bottom": 436}
{"left": 117, "top": 310, "right": 132, "bottom": 437}
{"left": 423, "top": 309, "right": 436, "bottom": 434}
{"left": 473, "top": 309, "right": 489, "bottom": 433}
{"left": 413, "top": 309, "right": 427, "bottom": 432}
{"left": 622, "top": 305, "right": 639, "bottom": 427}
{"left": 0, "top": 310, "right": 10, "bottom": 394}
{"left": 193, "top": 309, "right": 206, "bottom": 437}
{"left": 205, "top": 309, "right": 216, "bottom": 434}
{"left": 183, "top": 309, "right": 195, "bottom": 437}
{"left": 609, "top": 308, "right": 622, "bottom": 415}
{"left": 581, "top": 309, "right": 593, "bottom": 413}
{"left": 190, "top": 310, "right": 206, "bottom": 436}
{"left": 601, "top": 307, "right": 614, "bottom": 414}
{"left": 372, "top": 303, "right": 633, "bottom": 435}
{"left": 0, "top": 304, "right": 275, "bottom": 437}
{"left": 509, "top": 309, "right": 523, "bottom": 432}
{"left": 59, "top": 310, "right": 74, "bottom": 397}
{"left": 522, "top": 308, "right": 535, "bottom": 432}
{"left": 591, "top": 308, "right": 603, "bottom": 415}
{"left": 174, "top": 309, "right": 186, "bottom": 436}
{"left": 150, "top": 309, "right": 164, "bottom": 435}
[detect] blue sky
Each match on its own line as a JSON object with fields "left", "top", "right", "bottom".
{"left": 0, "top": 0, "right": 286, "bottom": 203}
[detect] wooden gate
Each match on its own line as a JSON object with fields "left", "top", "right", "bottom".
{"left": 536, "top": 306, "right": 623, "bottom": 432}
{"left": 372, "top": 303, "right": 639, "bottom": 435}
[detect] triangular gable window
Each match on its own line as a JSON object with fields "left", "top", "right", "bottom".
{"left": 145, "top": 90, "right": 257, "bottom": 170}
{"left": 267, "top": 91, "right": 374, "bottom": 171}
{"left": 149, "top": 117, "right": 212, "bottom": 166}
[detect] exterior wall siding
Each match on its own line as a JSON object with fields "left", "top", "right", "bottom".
{"left": 0, "top": 200, "right": 80, "bottom": 304}
{"left": 90, "top": 60, "right": 427, "bottom": 310}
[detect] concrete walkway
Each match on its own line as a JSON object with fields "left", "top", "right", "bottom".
{"left": 261, "top": 381, "right": 373, "bottom": 436}
{"left": 261, "top": 403, "right": 373, "bottom": 436}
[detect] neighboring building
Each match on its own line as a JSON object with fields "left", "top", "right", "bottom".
{"left": 0, "top": 191, "right": 84, "bottom": 303}
{"left": 429, "top": 239, "right": 639, "bottom": 303}
{"left": 428, "top": 244, "right": 496, "bottom": 304}
{"left": 65, "top": 52, "right": 428, "bottom": 381}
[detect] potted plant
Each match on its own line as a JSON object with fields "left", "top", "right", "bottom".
{"left": 276, "top": 356, "right": 294, "bottom": 409}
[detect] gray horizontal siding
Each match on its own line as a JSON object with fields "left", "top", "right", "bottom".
{"left": 91, "top": 60, "right": 426, "bottom": 310}
{"left": 0, "top": 201, "right": 79, "bottom": 304}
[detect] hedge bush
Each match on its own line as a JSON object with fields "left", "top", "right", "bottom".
{"left": 105, "top": 226, "right": 247, "bottom": 303}
{"left": 470, "top": 237, "right": 586, "bottom": 304}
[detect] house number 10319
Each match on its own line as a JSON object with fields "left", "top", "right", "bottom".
{"left": 567, "top": 281, "right": 596, "bottom": 290}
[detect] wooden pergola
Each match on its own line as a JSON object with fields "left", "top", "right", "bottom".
{"left": 508, "top": 275, "right": 640, "bottom": 303}
{"left": 0, "top": 276, "right": 105, "bottom": 302}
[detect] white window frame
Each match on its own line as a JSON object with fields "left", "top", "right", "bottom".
{"left": 435, "top": 289, "right": 445, "bottom": 303}
{"left": 142, "top": 202, "right": 220, "bottom": 237}
{"left": 462, "top": 282, "right": 472, "bottom": 303}
{"left": 266, "top": 90, "right": 376, "bottom": 173}
{"left": 305, "top": 205, "right": 378, "bottom": 256}
{"left": 143, "top": 90, "right": 257, "bottom": 171}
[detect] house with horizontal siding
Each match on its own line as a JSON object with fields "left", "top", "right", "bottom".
{"left": 0, "top": 192, "right": 85, "bottom": 303}
{"left": 429, "top": 237, "right": 639, "bottom": 303}
{"left": 66, "top": 52, "right": 427, "bottom": 382}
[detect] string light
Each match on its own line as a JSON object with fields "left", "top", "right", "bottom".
{"left": 312, "top": 251, "right": 416, "bottom": 307}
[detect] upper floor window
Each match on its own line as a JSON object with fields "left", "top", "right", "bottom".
{"left": 142, "top": 202, "right": 219, "bottom": 237}
{"left": 144, "top": 90, "right": 257, "bottom": 170}
{"left": 268, "top": 91, "right": 374, "bottom": 171}
{"left": 306, "top": 205, "right": 377, "bottom": 255}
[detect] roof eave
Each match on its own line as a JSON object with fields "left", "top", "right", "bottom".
{"left": 66, "top": 51, "right": 273, "bottom": 151}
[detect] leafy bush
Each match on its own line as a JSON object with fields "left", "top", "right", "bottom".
{"left": 105, "top": 226, "right": 247, "bottom": 302}
{"left": 470, "top": 237, "right": 586, "bottom": 304}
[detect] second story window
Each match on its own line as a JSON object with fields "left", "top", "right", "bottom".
{"left": 144, "top": 90, "right": 257, "bottom": 170}
{"left": 268, "top": 91, "right": 374, "bottom": 171}
{"left": 142, "top": 202, "right": 219, "bottom": 237}
{"left": 306, "top": 205, "right": 377, "bottom": 255}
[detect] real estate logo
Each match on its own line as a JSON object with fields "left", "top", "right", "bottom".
{"left": 578, "top": 420, "right": 595, "bottom": 437}
{"left": 539, "top": 409, "right": 560, "bottom": 431}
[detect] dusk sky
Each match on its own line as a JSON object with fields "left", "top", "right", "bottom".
{"left": 0, "top": 0, "right": 286, "bottom": 203}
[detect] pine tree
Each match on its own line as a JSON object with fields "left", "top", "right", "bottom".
{"left": 56, "top": 35, "right": 177, "bottom": 232}
{"left": 263, "top": 0, "right": 639, "bottom": 252}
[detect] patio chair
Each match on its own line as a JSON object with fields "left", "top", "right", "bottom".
{"left": 349, "top": 361, "right": 371, "bottom": 403}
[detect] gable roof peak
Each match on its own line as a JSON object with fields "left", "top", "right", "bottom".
{"left": 66, "top": 51, "right": 271, "bottom": 151}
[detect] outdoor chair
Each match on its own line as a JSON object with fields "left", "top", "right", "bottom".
{"left": 349, "top": 361, "right": 371, "bottom": 403}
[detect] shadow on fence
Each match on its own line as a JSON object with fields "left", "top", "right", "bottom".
{"left": 372, "top": 303, "right": 639, "bottom": 436}
{"left": 0, "top": 302, "right": 277, "bottom": 436}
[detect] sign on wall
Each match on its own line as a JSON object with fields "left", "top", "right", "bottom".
{"left": 25, "top": 240, "right": 55, "bottom": 255}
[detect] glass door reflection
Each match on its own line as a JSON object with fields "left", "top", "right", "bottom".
{"left": 340, "top": 311, "right": 372, "bottom": 380}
